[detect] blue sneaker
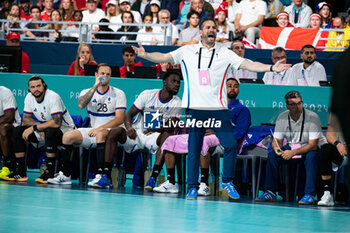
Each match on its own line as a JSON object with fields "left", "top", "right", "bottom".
{"left": 186, "top": 188, "right": 198, "bottom": 200}
{"left": 93, "top": 174, "right": 112, "bottom": 189}
{"left": 221, "top": 182, "right": 240, "bottom": 200}
{"left": 255, "top": 190, "right": 277, "bottom": 202}
{"left": 144, "top": 177, "right": 156, "bottom": 192}
{"left": 298, "top": 194, "right": 316, "bottom": 205}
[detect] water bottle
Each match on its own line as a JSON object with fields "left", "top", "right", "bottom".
{"left": 117, "top": 164, "right": 126, "bottom": 189}
{"left": 111, "top": 163, "right": 118, "bottom": 189}
{"left": 144, "top": 166, "right": 152, "bottom": 187}
{"left": 216, "top": 172, "right": 222, "bottom": 196}
{"left": 209, "top": 171, "right": 215, "bottom": 196}
{"left": 40, "top": 159, "right": 47, "bottom": 175}
{"left": 99, "top": 75, "right": 107, "bottom": 83}
{"left": 158, "top": 169, "right": 165, "bottom": 185}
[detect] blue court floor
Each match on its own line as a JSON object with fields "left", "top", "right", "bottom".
{"left": 1, "top": 173, "right": 350, "bottom": 233}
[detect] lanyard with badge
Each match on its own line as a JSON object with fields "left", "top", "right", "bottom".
{"left": 272, "top": 70, "right": 286, "bottom": 85}
{"left": 198, "top": 47, "right": 215, "bottom": 85}
{"left": 288, "top": 108, "right": 305, "bottom": 142}
{"left": 301, "top": 69, "right": 309, "bottom": 86}
{"left": 287, "top": 108, "right": 305, "bottom": 159}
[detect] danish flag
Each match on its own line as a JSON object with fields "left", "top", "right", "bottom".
{"left": 258, "top": 26, "right": 327, "bottom": 50}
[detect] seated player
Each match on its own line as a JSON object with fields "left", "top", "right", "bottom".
{"left": 2, "top": 75, "right": 75, "bottom": 183}
{"left": 0, "top": 86, "right": 21, "bottom": 179}
{"left": 90, "top": 71, "right": 182, "bottom": 188}
{"left": 48, "top": 63, "right": 126, "bottom": 185}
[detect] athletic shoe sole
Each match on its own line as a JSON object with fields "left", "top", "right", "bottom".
{"left": 1, "top": 177, "right": 15, "bottom": 181}
{"left": 2, "top": 177, "right": 28, "bottom": 182}
{"left": 93, "top": 184, "right": 111, "bottom": 189}
{"left": 16, "top": 177, "right": 28, "bottom": 182}
{"left": 36, "top": 179, "right": 48, "bottom": 184}
{"left": 48, "top": 181, "right": 72, "bottom": 185}
{"left": 298, "top": 201, "right": 315, "bottom": 205}
{"left": 255, "top": 199, "right": 277, "bottom": 202}
{"left": 144, "top": 186, "right": 154, "bottom": 192}
{"left": 317, "top": 203, "right": 334, "bottom": 207}
{"left": 35, "top": 178, "right": 43, "bottom": 183}
{"left": 153, "top": 189, "right": 179, "bottom": 193}
{"left": 198, "top": 192, "right": 210, "bottom": 196}
{"left": 222, "top": 189, "right": 240, "bottom": 200}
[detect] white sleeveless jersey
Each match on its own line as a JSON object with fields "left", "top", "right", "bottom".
{"left": 23, "top": 89, "right": 74, "bottom": 132}
{"left": 0, "top": 86, "right": 21, "bottom": 126}
{"left": 133, "top": 89, "right": 182, "bottom": 131}
{"left": 79, "top": 86, "right": 127, "bottom": 128}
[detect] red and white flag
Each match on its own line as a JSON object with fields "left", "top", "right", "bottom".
{"left": 242, "top": 37, "right": 257, "bottom": 48}
{"left": 258, "top": 26, "right": 324, "bottom": 50}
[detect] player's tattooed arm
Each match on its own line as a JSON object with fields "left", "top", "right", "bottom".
{"left": 52, "top": 114, "right": 63, "bottom": 127}
{"left": 78, "top": 84, "right": 99, "bottom": 109}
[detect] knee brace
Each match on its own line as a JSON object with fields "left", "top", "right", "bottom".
{"left": 44, "top": 128, "right": 63, "bottom": 153}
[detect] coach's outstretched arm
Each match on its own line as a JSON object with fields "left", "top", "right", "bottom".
{"left": 240, "top": 58, "right": 291, "bottom": 73}
{"left": 132, "top": 43, "right": 174, "bottom": 64}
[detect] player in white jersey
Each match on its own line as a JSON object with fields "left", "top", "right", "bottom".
{"left": 90, "top": 71, "right": 182, "bottom": 189}
{"left": 132, "top": 18, "right": 290, "bottom": 200}
{"left": 47, "top": 63, "right": 126, "bottom": 185}
{"left": 0, "top": 86, "right": 21, "bottom": 179}
{"left": 2, "top": 76, "right": 75, "bottom": 183}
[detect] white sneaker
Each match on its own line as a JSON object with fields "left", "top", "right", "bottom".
{"left": 198, "top": 182, "right": 210, "bottom": 196}
{"left": 153, "top": 180, "right": 179, "bottom": 193}
{"left": 47, "top": 171, "right": 72, "bottom": 185}
{"left": 88, "top": 174, "right": 101, "bottom": 187}
{"left": 318, "top": 191, "right": 335, "bottom": 206}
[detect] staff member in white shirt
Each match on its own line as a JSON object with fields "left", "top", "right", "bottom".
{"left": 288, "top": 44, "right": 327, "bottom": 87}
{"left": 132, "top": 18, "right": 291, "bottom": 201}
{"left": 256, "top": 91, "right": 323, "bottom": 205}
{"left": 263, "top": 47, "right": 295, "bottom": 85}
{"left": 229, "top": 40, "right": 257, "bottom": 81}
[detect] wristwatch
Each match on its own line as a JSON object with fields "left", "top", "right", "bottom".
{"left": 333, "top": 140, "right": 341, "bottom": 147}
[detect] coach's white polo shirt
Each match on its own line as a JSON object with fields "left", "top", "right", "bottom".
{"left": 288, "top": 61, "right": 327, "bottom": 87}
{"left": 170, "top": 42, "right": 244, "bottom": 110}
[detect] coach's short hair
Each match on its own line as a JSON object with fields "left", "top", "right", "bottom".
{"left": 284, "top": 90, "right": 302, "bottom": 102}
{"left": 199, "top": 18, "right": 216, "bottom": 30}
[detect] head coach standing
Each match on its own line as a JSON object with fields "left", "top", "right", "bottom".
{"left": 132, "top": 18, "right": 291, "bottom": 200}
